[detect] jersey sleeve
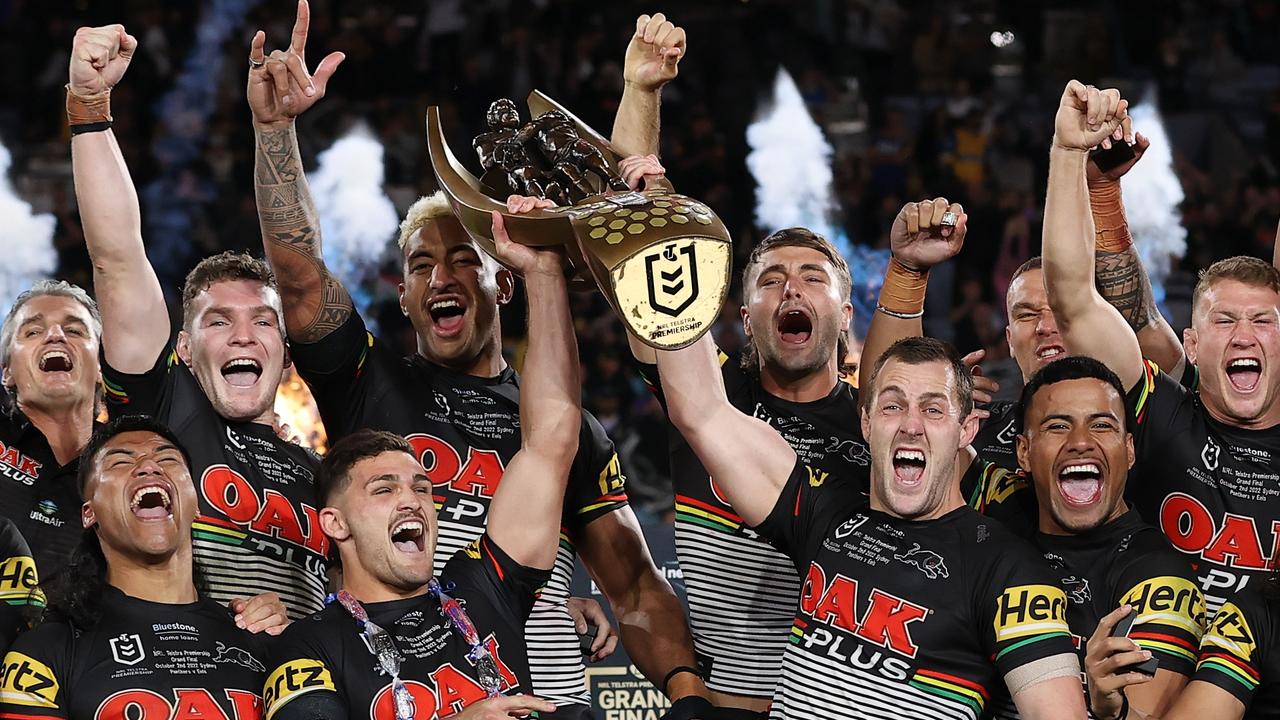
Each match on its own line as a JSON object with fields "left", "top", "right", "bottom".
{"left": 1126, "top": 360, "right": 1196, "bottom": 459}
{"left": 963, "top": 460, "right": 1036, "bottom": 537}
{"left": 443, "top": 534, "right": 552, "bottom": 624}
{"left": 286, "top": 311, "right": 384, "bottom": 439}
{"left": 0, "top": 623, "right": 72, "bottom": 719}
{"left": 562, "top": 412, "right": 629, "bottom": 535}
{"left": 982, "top": 542, "right": 1077, "bottom": 680}
{"left": 1112, "top": 551, "right": 1207, "bottom": 677}
{"left": 101, "top": 344, "right": 193, "bottom": 427}
{"left": 0, "top": 519, "right": 41, "bottom": 652}
{"left": 753, "top": 458, "right": 846, "bottom": 571}
{"left": 1189, "top": 589, "right": 1269, "bottom": 708}
{"left": 263, "top": 620, "right": 343, "bottom": 720}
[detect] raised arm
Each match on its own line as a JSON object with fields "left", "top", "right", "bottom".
{"left": 859, "top": 198, "right": 967, "bottom": 387}
{"left": 248, "top": 0, "right": 350, "bottom": 344}
{"left": 484, "top": 213, "right": 581, "bottom": 570}
{"left": 1088, "top": 133, "right": 1187, "bottom": 375}
{"left": 656, "top": 333, "right": 796, "bottom": 527}
{"left": 69, "top": 25, "right": 169, "bottom": 374}
{"left": 608, "top": 14, "right": 685, "bottom": 365}
{"left": 1043, "top": 81, "right": 1145, "bottom": 391}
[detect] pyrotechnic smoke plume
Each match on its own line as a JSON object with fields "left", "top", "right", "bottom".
{"left": 0, "top": 141, "right": 57, "bottom": 321}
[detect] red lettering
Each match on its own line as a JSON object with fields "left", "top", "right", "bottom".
{"left": 812, "top": 576, "right": 858, "bottom": 632}
{"left": 0, "top": 447, "right": 18, "bottom": 469}
{"left": 856, "top": 588, "right": 928, "bottom": 657}
{"left": 96, "top": 689, "right": 171, "bottom": 720}
{"left": 482, "top": 636, "right": 519, "bottom": 688}
{"left": 800, "top": 568, "right": 930, "bottom": 659}
{"left": 372, "top": 680, "right": 436, "bottom": 720}
{"left": 250, "top": 489, "right": 305, "bottom": 546}
{"left": 225, "top": 689, "right": 262, "bottom": 719}
{"left": 17, "top": 456, "right": 40, "bottom": 476}
{"left": 1160, "top": 493, "right": 1214, "bottom": 553}
{"left": 407, "top": 434, "right": 461, "bottom": 486}
{"left": 800, "top": 564, "right": 826, "bottom": 616}
{"left": 171, "top": 689, "right": 227, "bottom": 720}
{"left": 1203, "top": 514, "right": 1267, "bottom": 570}
{"left": 405, "top": 434, "right": 506, "bottom": 498}
{"left": 432, "top": 665, "right": 488, "bottom": 716}
{"left": 202, "top": 466, "right": 260, "bottom": 524}
{"left": 300, "top": 504, "right": 330, "bottom": 556}
{"left": 452, "top": 449, "right": 503, "bottom": 497}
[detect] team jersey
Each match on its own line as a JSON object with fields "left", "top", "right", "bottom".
{"left": 102, "top": 348, "right": 326, "bottom": 619}
{"left": 289, "top": 312, "right": 625, "bottom": 707}
{"left": 1191, "top": 581, "right": 1280, "bottom": 718}
{"left": 0, "top": 586, "right": 268, "bottom": 720}
{"left": 991, "top": 509, "right": 1206, "bottom": 719}
{"left": 0, "top": 413, "right": 87, "bottom": 577}
{"left": 755, "top": 459, "right": 1077, "bottom": 720}
{"left": 0, "top": 517, "right": 41, "bottom": 653}
{"left": 637, "top": 355, "right": 869, "bottom": 698}
{"left": 1126, "top": 360, "right": 1280, "bottom": 618}
{"left": 263, "top": 535, "right": 548, "bottom": 720}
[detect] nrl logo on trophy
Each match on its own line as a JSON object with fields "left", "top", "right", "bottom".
{"left": 426, "top": 92, "right": 731, "bottom": 349}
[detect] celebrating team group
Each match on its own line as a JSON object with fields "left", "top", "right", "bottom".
{"left": 0, "top": 4, "right": 1276, "bottom": 720}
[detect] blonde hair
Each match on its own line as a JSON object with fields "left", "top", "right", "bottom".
{"left": 1192, "top": 255, "right": 1280, "bottom": 315}
{"left": 398, "top": 192, "right": 454, "bottom": 251}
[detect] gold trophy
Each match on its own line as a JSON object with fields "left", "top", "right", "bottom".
{"left": 425, "top": 92, "right": 731, "bottom": 350}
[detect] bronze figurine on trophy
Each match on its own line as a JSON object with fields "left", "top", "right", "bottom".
{"left": 426, "top": 92, "right": 731, "bottom": 350}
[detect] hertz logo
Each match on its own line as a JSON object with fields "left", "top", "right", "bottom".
{"left": 1119, "top": 576, "right": 1205, "bottom": 635}
{"left": 995, "top": 584, "right": 1069, "bottom": 641}
{"left": 0, "top": 651, "right": 60, "bottom": 708}
{"left": 1202, "top": 601, "right": 1256, "bottom": 661}
{"left": 264, "top": 658, "right": 334, "bottom": 719}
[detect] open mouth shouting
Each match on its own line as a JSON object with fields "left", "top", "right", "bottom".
{"left": 38, "top": 348, "right": 74, "bottom": 374}
{"left": 1225, "top": 357, "right": 1262, "bottom": 393}
{"left": 1057, "top": 461, "right": 1102, "bottom": 507}
{"left": 892, "top": 447, "right": 927, "bottom": 487}
{"left": 1035, "top": 345, "right": 1065, "bottom": 365}
{"left": 220, "top": 358, "right": 263, "bottom": 388}
{"left": 427, "top": 296, "right": 468, "bottom": 338}
{"left": 129, "top": 483, "right": 174, "bottom": 521}
{"left": 390, "top": 516, "right": 426, "bottom": 554}
{"left": 777, "top": 308, "right": 813, "bottom": 345}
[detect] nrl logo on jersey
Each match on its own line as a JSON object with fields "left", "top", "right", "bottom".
{"left": 109, "top": 634, "right": 145, "bottom": 666}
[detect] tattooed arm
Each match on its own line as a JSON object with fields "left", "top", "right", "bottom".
{"left": 1088, "top": 133, "right": 1187, "bottom": 375}
{"left": 247, "top": 1, "right": 350, "bottom": 343}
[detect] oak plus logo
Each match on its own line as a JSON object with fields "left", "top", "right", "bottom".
{"left": 109, "top": 633, "right": 145, "bottom": 666}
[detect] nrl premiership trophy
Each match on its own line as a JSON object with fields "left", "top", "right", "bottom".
{"left": 426, "top": 92, "right": 731, "bottom": 349}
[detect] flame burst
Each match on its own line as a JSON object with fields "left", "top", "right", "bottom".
{"left": 274, "top": 367, "right": 328, "bottom": 454}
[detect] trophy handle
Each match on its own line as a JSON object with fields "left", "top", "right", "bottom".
{"left": 425, "top": 106, "right": 570, "bottom": 248}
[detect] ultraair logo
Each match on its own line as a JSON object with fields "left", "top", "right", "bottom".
{"left": 645, "top": 242, "right": 699, "bottom": 317}
{"left": 29, "top": 499, "right": 63, "bottom": 528}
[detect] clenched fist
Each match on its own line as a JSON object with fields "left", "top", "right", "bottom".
{"left": 1053, "top": 80, "right": 1133, "bottom": 153}
{"left": 623, "top": 13, "right": 686, "bottom": 92}
{"left": 247, "top": 0, "right": 345, "bottom": 128}
{"left": 70, "top": 25, "right": 136, "bottom": 97}
{"left": 889, "top": 198, "right": 968, "bottom": 272}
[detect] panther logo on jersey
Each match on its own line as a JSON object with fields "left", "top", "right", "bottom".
{"left": 1060, "top": 576, "right": 1091, "bottom": 604}
{"left": 214, "top": 642, "right": 266, "bottom": 673}
{"left": 894, "top": 543, "right": 949, "bottom": 579}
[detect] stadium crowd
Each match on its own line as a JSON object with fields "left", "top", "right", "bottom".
{"left": 0, "top": 1, "right": 1278, "bottom": 719}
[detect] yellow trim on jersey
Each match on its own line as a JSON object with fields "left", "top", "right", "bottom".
{"left": 1120, "top": 576, "right": 1206, "bottom": 636}
{"left": 0, "top": 651, "right": 60, "bottom": 708}
{"left": 1201, "top": 601, "right": 1257, "bottom": 661}
{"left": 995, "top": 584, "right": 1070, "bottom": 642}
{"left": 264, "top": 658, "right": 336, "bottom": 719}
